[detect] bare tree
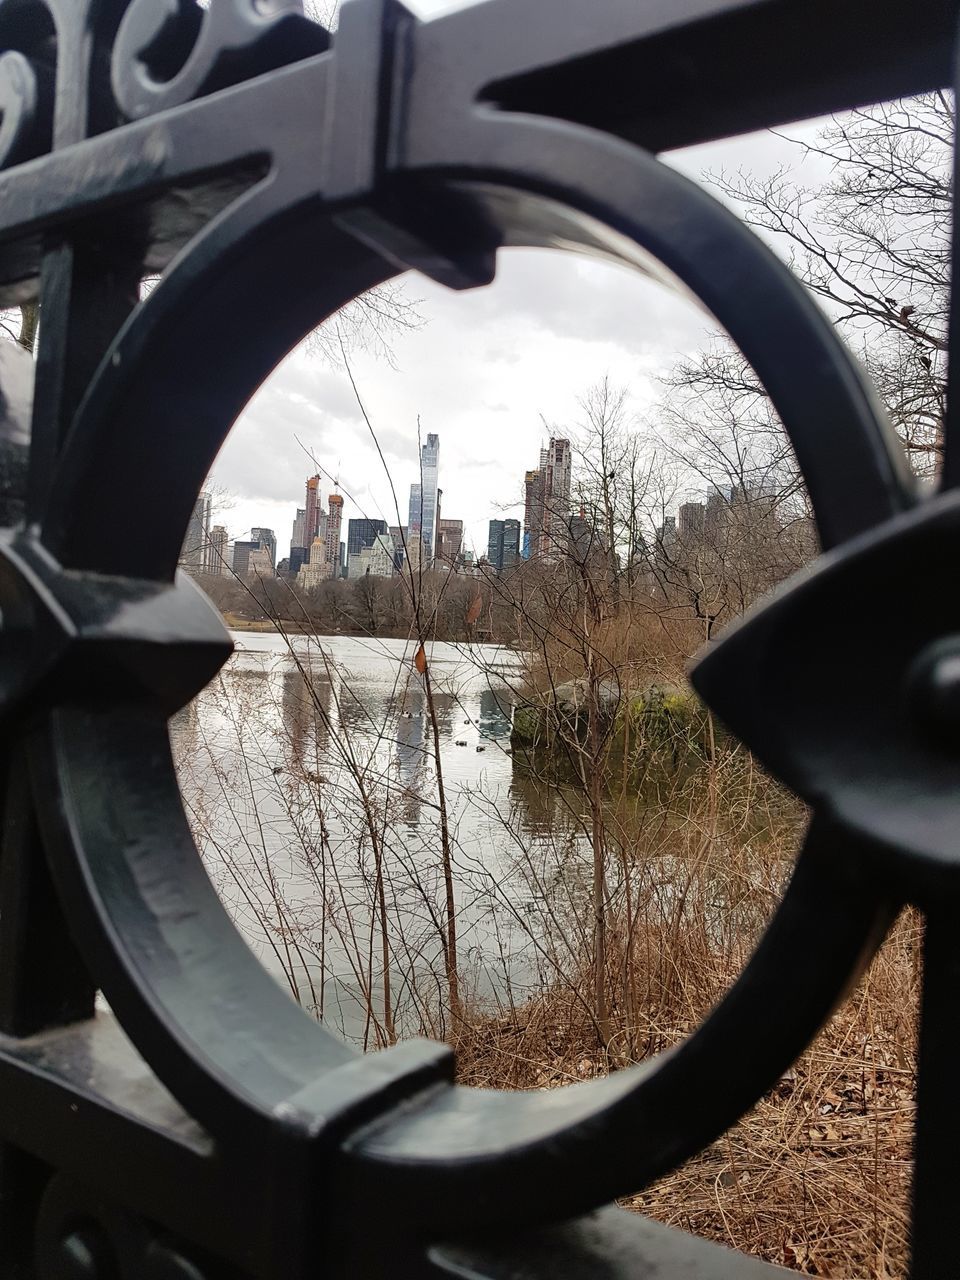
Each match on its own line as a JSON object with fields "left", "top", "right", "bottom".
{"left": 686, "top": 93, "right": 952, "bottom": 474}
{"left": 720, "top": 97, "right": 950, "bottom": 334}
{"left": 306, "top": 279, "right": 425, "bottom": 369}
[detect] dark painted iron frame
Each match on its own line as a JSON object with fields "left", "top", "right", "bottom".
{"left": 0, "top": 0, "right": 956, "bottom": 1275}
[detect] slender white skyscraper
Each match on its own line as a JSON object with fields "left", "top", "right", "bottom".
{"left": 180, "top": 491, "right": 212, "bottom": 573}
{"left": 408, "top": 432, "right": 439, "bottom": 564}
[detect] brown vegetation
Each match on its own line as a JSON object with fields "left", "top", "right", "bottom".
{"left": 455, "top": 791, "right": 918, "bottom": 1280}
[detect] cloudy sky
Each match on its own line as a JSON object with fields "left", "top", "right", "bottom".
{"left": 209, "top": 0, "right": 833, "bottom": 561}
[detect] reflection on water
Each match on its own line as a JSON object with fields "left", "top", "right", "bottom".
{"left": 172, "top": 630, "right": 783, "bottom": 1047}
{"left": 171, "top": 631, "right": 591, "bottom": 1044}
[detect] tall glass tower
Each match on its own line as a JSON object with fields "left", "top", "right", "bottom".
{"left": 409, "top": 433, "right": 439, "bottom": 564}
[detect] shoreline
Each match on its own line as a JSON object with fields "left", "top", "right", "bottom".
{"left": 221, "top": 614, "right": 518, "bottom": 647}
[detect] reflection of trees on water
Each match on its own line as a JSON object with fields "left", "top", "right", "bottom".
{"left": 172, "top": 641, "right": 568, "bottom": 1040}
{"left": 426, "top": 686, "right": 456, "bottom": 738}
{"left": 393, "top": 688, "right": 426, "bottom": 828}
{"left": 336, "top": 676, "right": 373, "bottom": 739}
{"left": 507, "top": 766, "right": 582, "bottom": 841}
{"left": 281, "top": 670, "right": 319, "bottom": 768}
{"left": 394, "top": 689, "right": 425, "bottom": 775}
{"left": 169, "top": 634, "right": 787, "bottom": 1054}
{"left": 478, "top": 687, "right": 512, "bottom": 741}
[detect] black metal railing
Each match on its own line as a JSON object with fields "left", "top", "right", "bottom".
{"left": 0, "top": 1, "right": 955, "bottom": 1275}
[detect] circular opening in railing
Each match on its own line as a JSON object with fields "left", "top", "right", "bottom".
{"left": 170, "top": 237, "right": 816, "bottom": 1063}
{"left": 150, "top": 101, "right": 940, "bottom": 1261}
{"left": 0, "top": 6, "right": 939, "bottom": 1259}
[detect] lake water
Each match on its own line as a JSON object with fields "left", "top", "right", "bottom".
{"left": 171, "top": 631, "right": 592, "bottom": 1045}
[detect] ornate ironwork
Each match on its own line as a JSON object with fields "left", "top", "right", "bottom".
{"left": 0, "top": 0, "right": 954, "bottom": 1274}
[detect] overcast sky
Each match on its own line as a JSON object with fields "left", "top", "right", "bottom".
{"left": 210, "top": 0, "right": 834, "bottom": 560}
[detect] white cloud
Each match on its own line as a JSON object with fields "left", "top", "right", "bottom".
{"left": 210, "top": 121, "right": 842, "bottom": 560}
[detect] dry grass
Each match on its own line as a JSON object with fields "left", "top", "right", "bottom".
{"left": 457, "top": 886, "right": 920, "bottom": 1279}
{"left": 629, "top": 916, "right": 919, "bottom": 1280}
{"left": 520, "top": 592, "right": 700, "bottom": 696}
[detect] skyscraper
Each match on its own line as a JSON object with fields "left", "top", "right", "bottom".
{"left": 250, "top": 527, "right": 276, "bottom": 570}
{"left": 180, "top": 491, "right": 211, "bottom": 574}
{"left": 297, "top": 536, "right": 329, "bottom": 590}
{"left": 540, "top": 437, "right": 572, "bottom": 558}
{"left": 370, "top": 533, "right": 396, "bottom": 577}
{"left": 522, "top": 439, "right": 570, "bottom": 560}
{"left": 288, "top": 508, "right": 307, "bottom": 573}
{"left": 209, "top": 524, "right": 229, "bottom": 575}
{"left": 409, "top": 432, "right": 439, "bottom": 564}
{"left": 486, "top": 518, "right": 520, "bottom": 572}
{"left": 487, "top": 519, "right": 504, "bottom": 568}
{"left": 523, "top": 469, "right": 542, "bottom": 560}
{"left": 567, "top": 511, "right": 597, "bottom": 568}
{"left": 678, "top": 501, "right": 706, "bottom": 542}
{"left": 324, "top": 494, "right": 343, "bottom": 578}
{"left": 705, "top": 490, "right": 726, "bottom": 543}
{"left": 347, "top": 518, "right": 387, "bottom": 557}
{"left": 436, "top": 518, "right": 464, "bottom": 564}
{"left": 408, "top": 482, "right": 423, "bottom": 553}
{"left": 347, "top": 532, "right": 396, "bottom": 580}
{"left": 502, "top": 518, "right": 521, "bottom": 568}
{"left": 655, "top": 515, "right": 677, "bottom": 557}
{"left": 389, "top": 525, "right": 407, "bottom": 571}
{"left": 291, "top": 507, "right": 305, "bottom": 552}
{"left": 233, "top": 538, "right": 273, "bottom": 579}
{"left": 304, "top": 475, "right": 321, "bottom": 557}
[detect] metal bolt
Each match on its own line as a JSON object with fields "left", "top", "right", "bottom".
{"left": 58, "top": 1229, "right": 109, "bottom": 1279}
{"left": 145, "top": 1241, "right": 207, "bottom": 1279}
{"left": 909, "top": 638, "right": 960, "bottom": 740}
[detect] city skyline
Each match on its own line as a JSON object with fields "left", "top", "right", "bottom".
{"left": 202, "top": 122, "right": 834, "bottom": 564}
{"left": 277, "top": 430, "right": 568, "bottom": 578}
{"left": 189, "top": 423, "right": 523, "bottom": 580}
{"left": 204, "top": 424, "right": 579, "bottom": 575}
{"left": 209, "top": 420, "right": 512, "bottom": 568}
{"left": 183, "top": 461, "right": 792, "bottom": 584}
{"left": 198, "top": 244, "right": 688, "bottom": 563}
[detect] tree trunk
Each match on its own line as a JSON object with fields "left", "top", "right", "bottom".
{"left": 18, "top": 302, "right": 38, "bottom": 353}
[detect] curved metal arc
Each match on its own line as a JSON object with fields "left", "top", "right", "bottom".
{"left": 342, "top": 819, "right": 895, "bottom": 1230}
{"left": 44, "top": 172, "right": 396, "bottom": 576}
{"left": 691, "top": 485, "right": 960, "bottom": 886}
{"left": 31, "top": 705, "right": 359, "bottom": 1137}
{"left": 26, "top": 146, "right": 417, "bottom": 1154}
{"left": 0, "top": 51, "right": 39, "bottom": 170}
{"left": 33, "top": 702, "right": 454, "bottom": 1175}
{"left": 328, "top": 119, "right": 914, "bottom": 1225}
{"left": 50, "top": 75, "right": 917, "bottom": 569}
